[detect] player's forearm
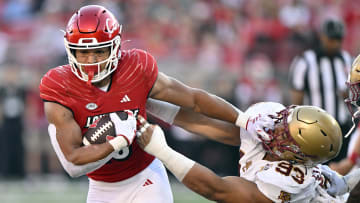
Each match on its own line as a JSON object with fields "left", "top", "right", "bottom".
{"left": 193, "top": 89, "right": 238, "bottom": 124}
{"left": 63, "top": 153, "right": 113, "bottom": 177}
{"left": 142, "top": 126, "right": 226, "bottom": 201}
{"left": 182, "top": 164, "right": 228, "bottom": 201}
{"left": 174, "top": 108, "right": 240, "bottom": 146}
{"left": 153, "top": 141, "right": 225, "bottom": 201}
{"left": 146, "top": 98, "right": 240, "bottom": 145}
{"left": 67, "top": 143, "right": 114, "bottom": 165}
{"left": 49, "top": 124, "right": 110, "bottom": 177}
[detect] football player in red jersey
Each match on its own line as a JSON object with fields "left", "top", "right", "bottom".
{"left": 39, "top": 5, "right": 273, "bottom": 203}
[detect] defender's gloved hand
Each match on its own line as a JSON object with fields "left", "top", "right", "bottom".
{"left": 320, "top": 164, "right": 348, "bottom": 196}
{"left": 246, "top": 114, "right": 275, "bottom": 142}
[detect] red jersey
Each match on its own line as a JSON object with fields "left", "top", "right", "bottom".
{"left": 39, "top": 49, "right": 157, "bottom": 182}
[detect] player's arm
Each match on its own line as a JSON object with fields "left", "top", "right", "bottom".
{"left": 44, "top": 102, "right": 114, "bottom": 165}
{"left": 146, "top": 99, "right": 240, "bottom": 146}
{"left": 149, "top": 74, "right": 274, "bottom": 139}
{"left": 175, "top": 108, "right": 240, "bottom": 146}
{"left": 330, "top": 131, "right": 360, "bottom": 175}
{"left": 47, "top": 124, "right": 114, "bottom": 177}
{"left": 150, "top": 73, "right": 249, "bottom": 128}
{"left": 182, "top": 165, "right": 272, "bottom": 203}
{"left": 183, "top": 164, "right": 272, "bottom": 203}
{"left": 136, "top": 119, "right": 271, "bottom": 203}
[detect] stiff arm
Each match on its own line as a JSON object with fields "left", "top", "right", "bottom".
{"left": 136, "top": 119, "right": 271, "bottom": 203}
{"left": 146, "top": 98, "right": 240, "bottom": 146}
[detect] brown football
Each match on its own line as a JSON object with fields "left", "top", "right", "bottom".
{"left": 83, "top": 114, "right": 116, "bottom": 145}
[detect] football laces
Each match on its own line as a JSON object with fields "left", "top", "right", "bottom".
{"left": 91, "top": 121, "right": 114, "bottom": 142}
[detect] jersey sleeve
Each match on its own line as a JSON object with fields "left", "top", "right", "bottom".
{"left": 137, "top": 49, "right": 159, "bottom": 92}
{"left": 39, "top": 68, "right": 72, "bottom": 108}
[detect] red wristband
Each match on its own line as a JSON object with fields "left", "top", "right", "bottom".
{"left": 349, "top": 151, "right": 360, "bottom": 165}
{"left": 245, "top": 119, "right": 250, "bottom": 130}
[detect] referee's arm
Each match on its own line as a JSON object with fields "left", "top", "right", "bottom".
{"left": 288, "top": 55, "right": 307, "bottom": 105}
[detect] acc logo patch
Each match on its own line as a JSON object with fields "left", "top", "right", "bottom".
{"left": 86, "top": 103, "right": 98, "bottom": 110}
{"left": 278, "top": 191, "right": 291, "bottom": 202}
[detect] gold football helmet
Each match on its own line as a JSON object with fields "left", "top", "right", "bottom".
{"left": 264, "top": 106, "right": 343, "bottom": 166}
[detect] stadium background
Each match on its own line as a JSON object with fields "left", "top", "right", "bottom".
{"left": 0, "top": 0, "right": 359, "bottom": 202}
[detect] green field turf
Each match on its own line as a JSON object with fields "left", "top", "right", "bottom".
{"left": 0, "top": 175, "right": 212, "bottom": 203}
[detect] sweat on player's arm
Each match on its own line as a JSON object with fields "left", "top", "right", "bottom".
{"left": 136, "top": 116, "right": 272, "bottom": 203}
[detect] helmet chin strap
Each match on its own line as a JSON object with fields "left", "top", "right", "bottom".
{"left": 83, "top": 64, "right": 100, "bottom": 86}
{"left": 87, "top": 71, "right": 94, "bottom": 86}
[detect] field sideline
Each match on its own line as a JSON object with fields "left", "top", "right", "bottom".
{"left": 0, "top": 175, "right": 212, "bottom": 203}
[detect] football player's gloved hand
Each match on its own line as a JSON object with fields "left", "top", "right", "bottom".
{"left": 320, "top": 165, "right": 348, "bottom": 196}
{"left": 108, "top": 111, "right": 137, "bottom": 151}
{"left": 246, "top": 114, "right": 275, "bottom": 142}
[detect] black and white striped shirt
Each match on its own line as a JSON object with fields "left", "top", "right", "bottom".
{"left": 289, "top": 48, "right": 352, "bottom": 125}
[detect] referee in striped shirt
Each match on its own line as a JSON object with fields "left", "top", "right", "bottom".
{"left": 289, "top": 18, "right": 352, "bottom": 162}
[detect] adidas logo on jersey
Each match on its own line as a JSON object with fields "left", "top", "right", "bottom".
{"left": 120, "top": 95, "right": 131, "bottom": 103}
{"left": 142, "top": 179, "right": 153, "bottom": 187}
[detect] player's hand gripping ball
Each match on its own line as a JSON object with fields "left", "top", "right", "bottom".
{"left": 83, "top": 114, "right": 116, "bottom": 145}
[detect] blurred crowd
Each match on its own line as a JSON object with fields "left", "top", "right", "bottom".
{"left": 0, "top": 0, "right": 359, "bottom": 179}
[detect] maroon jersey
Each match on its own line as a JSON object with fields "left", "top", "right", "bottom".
{"left": 39, "top": 49, "right": 157, "bottom": 182}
